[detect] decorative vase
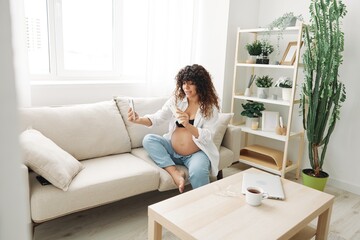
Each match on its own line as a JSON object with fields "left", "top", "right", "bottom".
{"left": 302, "top": 169, "right": 329, "bottom": 191}
{"left": 244, "top": 88, "right": 251, "bottom": 97}
{"left": 281, "top": 88, "right": 292, "bottom": 101}
{"left": 257, "top": 87, "right": 269, "bottom": 99}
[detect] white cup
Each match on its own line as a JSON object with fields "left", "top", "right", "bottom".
{"left": 245, "top": 186, "right": 269, "bottom": 206}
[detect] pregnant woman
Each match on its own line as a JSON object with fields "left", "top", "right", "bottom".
{"left": 128, "top": 64, "right": 220, "bottom": 193}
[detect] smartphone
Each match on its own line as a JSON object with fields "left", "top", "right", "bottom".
{"left": 128, "top": 99, "right": 136, "bottom": 120}
{"left": 170, "top": 105, "right": 181, "bottom": 122}
{"left": 36, "top": 175, "right": 51, "bottom": 186}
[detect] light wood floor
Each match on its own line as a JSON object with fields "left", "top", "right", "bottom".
{"left": 34, "top": 163, "right": 360, "bottom": 240}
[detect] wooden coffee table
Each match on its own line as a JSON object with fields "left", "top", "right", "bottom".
{"left": 148, "top": 168, "right": 334, "bottom": 240}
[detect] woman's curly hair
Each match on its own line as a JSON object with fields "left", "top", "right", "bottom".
{"left": 174, "top": 64, "right": 220, "bottom": 119}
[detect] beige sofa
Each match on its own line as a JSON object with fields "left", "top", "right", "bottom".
{"left": 19, "top": 97, "right": 241, "bottom": 223}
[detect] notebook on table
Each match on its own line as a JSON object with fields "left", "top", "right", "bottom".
{"left": 241, "top": 172, "right": 286, "bottom": 200}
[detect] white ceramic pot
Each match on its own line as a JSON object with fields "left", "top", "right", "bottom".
{"left": 245, "top": 117, "right": 259, "bottom": 129}
{"left": 245, "top": 55, "right": 257, "bottom": 64}
{"left": 282, "top": 88, "right": 292, "bottom": 101}
{"left": 257, "top": 87, "right": 269, "bottom": 99}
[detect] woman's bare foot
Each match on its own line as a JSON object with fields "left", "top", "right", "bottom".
{"left": 165, "top": 166, "right": 186, "bottom": 193}
{"left": 176, "top": 170, "right": 186, "bottom": 193}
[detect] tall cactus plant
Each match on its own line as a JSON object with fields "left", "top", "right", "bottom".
{"left": 301, "top": 0, "right": 347, "bottom": 177}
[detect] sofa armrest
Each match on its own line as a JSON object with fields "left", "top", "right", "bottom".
{"left": 21, "top": 164, "right": 30, "bottom": 197}
{"left": 21, "top": 164, "right": 32, "bottom": 226}
{"left": 221, "top": 124, "right": 241, "bottom": 163}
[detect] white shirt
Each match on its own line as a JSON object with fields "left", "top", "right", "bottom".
{"left": 145, "top": 96, "right": 220, "bottom": 177}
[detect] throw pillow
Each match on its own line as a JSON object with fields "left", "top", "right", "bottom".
{"left": 20, "top": 129, "right": 84, "bottom": 191}
{"left": 114, "top": 97, "right": 169, "bottom": 148}
{"left": 213, "top": 113, "right": 234, "bottom": 150}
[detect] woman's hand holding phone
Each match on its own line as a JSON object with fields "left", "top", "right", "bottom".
{"left": 171, "top": 105, "right": 188, "bottom": 126}
{"left": 177, "top": 110, "right": 189, "bottom": 126}
{"left": 128, "top": 99, "right": 137, "bottom": 121}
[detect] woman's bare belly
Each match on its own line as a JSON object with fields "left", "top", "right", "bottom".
{"left": 171, "top": 128, "right": 200, "bottom": 155}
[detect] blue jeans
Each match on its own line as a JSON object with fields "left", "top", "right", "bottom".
{"left": 142, "top": 134, "right": 210, "bottom": 189}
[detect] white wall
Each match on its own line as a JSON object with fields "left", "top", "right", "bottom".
{"left": 192, "top": 0, "right": 230, "bottom": 106}
{"left": 0, "top": 0, "right": 31, "bottom": 239}
{"left": 31, "top": 81, "right": 151, "bottom": 106}
{"left": 222, "top": 0, "right": 260, "bottom": 112}
{"left": 255, "top": 0, "right": 360, "bottom": 194}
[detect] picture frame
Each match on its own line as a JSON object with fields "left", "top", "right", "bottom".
{"left": 280, "top": 41, "right": 303, "bottom": 65}
{"left": 261, "top": 111, "right": 279, "bottom": 132}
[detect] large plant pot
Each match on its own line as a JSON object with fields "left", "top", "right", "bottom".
{"left": 281, "top": 88, "right": 292, "bottom": 101}
{"left": 302, "top": 169, "right": 329, "bottom": 191}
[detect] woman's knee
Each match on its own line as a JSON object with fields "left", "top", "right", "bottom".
{"left": 188, "top": 162, "right": 210, "bottom": 189}
{"left": 142, "top": 134, "right": 158, "bottom": 149}
{"left": 188, "top": 153, "right": 210, "bottom": 178}
{"left": 190, "top": 161, "right": 210, "bottom": 177}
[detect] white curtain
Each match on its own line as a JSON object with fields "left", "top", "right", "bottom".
{"left": 145, "top": 0, "right": 195, "bottom": 97}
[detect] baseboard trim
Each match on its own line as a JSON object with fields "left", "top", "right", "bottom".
{"left": 328, "top": 178, "right": 360, "bottom": 196}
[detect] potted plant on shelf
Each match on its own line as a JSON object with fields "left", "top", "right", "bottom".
{"left": 274, "top": 76, "right": 293, "bottom": 101}
{"left": 300, "top": 0, "right": 347, "bottom": 191}
{"left": 241, "top": 101, "right": 265, "bottom": 130}
{"left": 245, "top": 40, "right": 262, "bottom": 64}
{"left": 255, "top": 75, "right": 273, "bottom": 99}
{"left": 266, "top": 12, "right": 304, "bottom": 59}
{"left": 254, "top": 40, "right": 274, "bottom": 64}
{"left": 267, "top": 12, "right": 304, "bottom": 31}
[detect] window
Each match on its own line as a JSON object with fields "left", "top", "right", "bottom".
{"left": 61, "top": 0, "right": 113, "bottom": 71}
{"left": 24, "top": 0, "right": 195, "bottom": 83}
{"left": 24, "top": 0, "right": 49, "bottom": 74}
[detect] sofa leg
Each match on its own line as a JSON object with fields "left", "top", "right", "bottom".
{"left": 32, "top": 221, "right": 41, "bottom": 238}
{"left": 217, "top": 170, "right": 223, "bottom": 180}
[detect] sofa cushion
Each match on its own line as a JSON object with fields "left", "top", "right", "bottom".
{"left": 213, "top": 113, "right": 234, "bottom": 150}
{"left": 29, "top": 153, "right": 160, "bottom": 223}
{"left": 20, "top": 100, "right": 131, "bottom": 160}
{"left": 20, "top": 129, "right": 84, "bottom": 191}
{"left": 114, "top": 97, "right": 168, "bottom": 148}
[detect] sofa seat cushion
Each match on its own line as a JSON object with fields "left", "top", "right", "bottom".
{"left": 131, "top": 147, "right": 234, "bottom": 191}
{"left": 29, "top": 153, "right": 159, "bottom": 223}
{"left": 20, "top": 100, "right": 131, "bottom": 160}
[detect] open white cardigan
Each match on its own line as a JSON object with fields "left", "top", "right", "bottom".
{"left": 145, "top": 96, "right": 220, "bottom": 177}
